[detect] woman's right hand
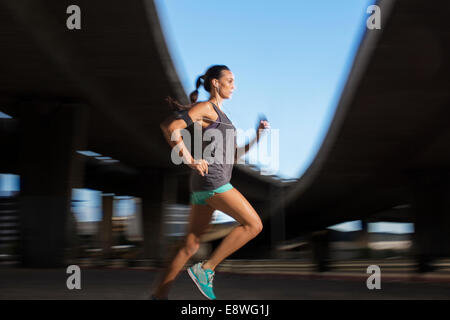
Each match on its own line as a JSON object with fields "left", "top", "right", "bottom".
{"left": 188, "top": 159, "right": 209, "bottom": 176}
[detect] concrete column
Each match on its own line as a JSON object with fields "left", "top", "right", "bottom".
{"left": 410, "top": 172, "right": 450, "bottom": 272}
{"left": 270, "top": 185, "right": 286, "bottom": 246}
{"left": 100, "top": 195, "right": 114, "bottom": 258}
{"left": 141, "top": 170, "right": 178, "bottom": 262}
{"left": 19, "top": 102, "right": 88, "bottom": 267}
{"left": 360, "top": 220, "right": 370, "bottom": 251}
{"left": 311, "top": 229, "right": 331, "bottom": 272}
{"left": 126, "top": 197, "right": 143, "bottom": 241}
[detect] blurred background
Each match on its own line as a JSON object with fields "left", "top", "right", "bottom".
{"left": 1, "top": 0, "right": 450, "bottom": 299}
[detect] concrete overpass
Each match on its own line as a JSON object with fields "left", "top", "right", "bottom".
{"left": 278, "top": 0, "right": 450, "bottom": 268}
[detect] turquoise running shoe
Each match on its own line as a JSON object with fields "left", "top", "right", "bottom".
{"left": 187, "top": 262, "right": 216, "bottom": 300}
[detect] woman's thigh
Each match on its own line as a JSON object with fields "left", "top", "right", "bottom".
{"left": 186, "top": 204, "right": 216, "bottom": 237}
{"left": 205, "top": 187, "right": 261, "bottom": 227}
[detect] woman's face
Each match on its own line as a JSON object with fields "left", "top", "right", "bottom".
{"left": 216, "top": 70, "right": 235, "bottom": 99}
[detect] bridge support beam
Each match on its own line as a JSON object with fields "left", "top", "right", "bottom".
{"left": 141, "top": 170, "right": 177, "bottom": 263}
{"left": 19, "top": 102, "right": 88, "bottom": 267}
{"left": 269, "top": 185, "right": 286, "bottom": 257}
{"left": 411, "top": 172, "right": 450, "bottom": 272}
{"left": 360, "top": 219, "right": 370, "bottom": 256}
{"left": 100, "top": 195, "right": 114, "bottom": 259}
{"left": 310, "top": 229, "right": 331, "bottom": 272}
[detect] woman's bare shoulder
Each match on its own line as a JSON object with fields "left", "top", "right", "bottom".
{"left": 187, "top": 101, "right": 217, "bottom": 124}
{"left": 188, "top": 101, "right": 214, "bottom": 116}
{"left": 190, "top": 100, "right": 213, "bottom": 111}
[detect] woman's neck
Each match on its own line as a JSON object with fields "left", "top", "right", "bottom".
{"left": 210, "top": 94, "right": 223, "bottom": 110}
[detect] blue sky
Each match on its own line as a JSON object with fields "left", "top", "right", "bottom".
{"left": 155, "top": 0, "right": 376, "bottom": 179}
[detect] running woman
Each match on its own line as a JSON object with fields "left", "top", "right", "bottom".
{"left": 152, "top": 65, "right": 270, "bottom": 300}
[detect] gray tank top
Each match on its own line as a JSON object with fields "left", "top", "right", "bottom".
{"left": 190, "top": 102, "right": 237, "bottom": 192}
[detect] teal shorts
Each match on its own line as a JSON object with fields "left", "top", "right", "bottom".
{"left": 190, "top": 183, "right": 234, "bottom": 205}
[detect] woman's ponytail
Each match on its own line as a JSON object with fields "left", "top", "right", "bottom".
{"left": 189, "top": 75, "right": 205, "bottom": 104}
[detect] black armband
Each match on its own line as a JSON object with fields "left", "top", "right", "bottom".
{"left": 173, "top": 110, "right": 194, "bottom": 127}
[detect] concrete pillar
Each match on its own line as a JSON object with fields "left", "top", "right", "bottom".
{"left": 410, "top": 172, "right": 450, "bottom": 272}
{"left": 19, "top": 102, "right": 88, "bottom": 267}
{"left": 360, "top": 220, "right": 370, "bottom": 251}
{"left": 126, "top": 197, "right": 143, "bottom": 241}
{"left": 311, "top": 229, "right": 331, "bottom": 272}
{"left": 141, "top": 170, "right": 178, "bottom": 262}
{"left": 270, "top": 185, "right": 285, "bottom": 246}
{"left": 100, "top": 195, "right": 114, "bottom": 258}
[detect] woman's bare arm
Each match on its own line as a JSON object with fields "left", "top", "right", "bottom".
{"left": 235, "top": 120, "right": 270, "bottom": 162}
{"left": 160, "top": 102, "right": 215, "bottom": 176}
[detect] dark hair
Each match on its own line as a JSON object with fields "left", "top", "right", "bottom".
{"left": 166, "top": 65, "right": 230, "bottom": 111}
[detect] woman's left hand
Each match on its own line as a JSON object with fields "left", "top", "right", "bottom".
{"left": 258, "top": 120, "right": 270, "bottom": 130}
{"left": 257, "top": 120, "right": 270, "bottom": 139}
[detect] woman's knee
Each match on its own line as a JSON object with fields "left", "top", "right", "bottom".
{"left": 183, "top": 234, "right": 200, "bottom": 256}
{"left": 245, "top": 218, "right": 263, "bottom": 238}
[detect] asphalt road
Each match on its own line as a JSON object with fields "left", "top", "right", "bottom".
{"left": 1, "top": 267, "right": 450, "bottom": 300}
